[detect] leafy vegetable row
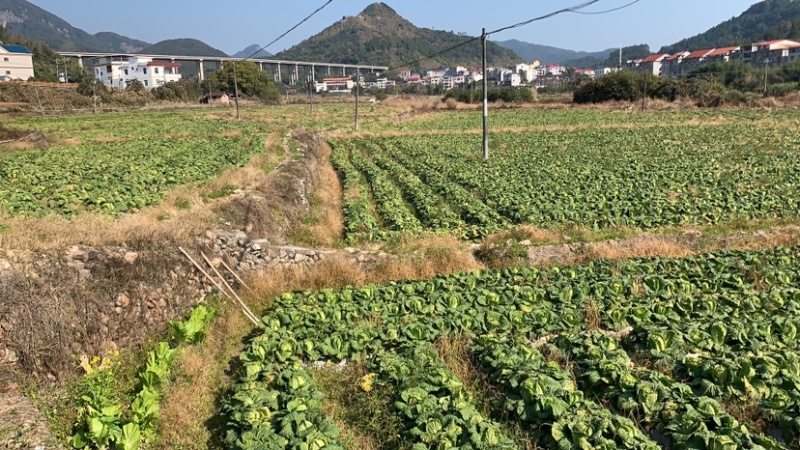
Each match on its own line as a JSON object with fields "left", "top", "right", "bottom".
{"left": 224, "top": 246, "right": 800, "bottom": 448}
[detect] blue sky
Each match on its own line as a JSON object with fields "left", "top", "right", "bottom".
{"left": 29, "top": 0, "right": 759, "bottom": 55}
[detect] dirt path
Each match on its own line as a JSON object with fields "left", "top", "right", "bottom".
{"left": 526, "top": 226, "right": 800, "bottom": 266}
{"left": 0, "top": 367, "right": 56, "bottom": 449}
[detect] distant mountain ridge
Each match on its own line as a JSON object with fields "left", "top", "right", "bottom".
{"left": 233, "top": 44, "right": 272, "bottom": 59}
{"left": 496, "top": 39, "right": 614, "bottom": 66}
{"left": 661, "top": 0, "right": 800, "bottom": 53}
{"left": 0, "top": 0, "right": 150, "bottom": 52}
{"left": 275, "top": 3, "right": 521, "bottom": 69}
{"left": 141, "top": 39, "right": 228, "bottom": 57}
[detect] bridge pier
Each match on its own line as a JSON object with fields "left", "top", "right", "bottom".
{"left": 294, "top": 64, "right": 299, "bottom": 84}
{"left": 275, "top": 63, "right": 281, "bottom": 83}
{"left": 198, "top": 59, "right": 204, "bottom": 81}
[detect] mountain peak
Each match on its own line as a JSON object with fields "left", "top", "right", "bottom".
{"left": 360, "top": 2, "right": 398, "bottom": 18}
{"left": 275, "top": 3, "right": 520, "bottom": 69}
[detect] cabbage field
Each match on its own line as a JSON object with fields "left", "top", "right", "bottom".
{"left": 223, "top": 245, "right": 800, "bottom": 449}
{"left": 0, "top": 112, "right": 269, "bottom": 217}
{"left": 331, "top": 118, "right": 800, "bottom": 241}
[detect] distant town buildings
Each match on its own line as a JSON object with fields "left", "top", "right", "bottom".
{"left": 0, "top": 44, "right": 34, "bottom": 80}
{"left": 628, "top": 39, "right": 800, "bottom": 78}
{"left": 93, "top": 56, "right": 182, "bottom": 90}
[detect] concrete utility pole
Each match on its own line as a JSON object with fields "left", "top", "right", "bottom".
{"left": 642, "top": 70, "right": 648, "bottom": 112}
{"left": 764, "top": 58, "right": 770, "bottom": 93}
{"left": 308, "top": 75, "right": 314, "bottom": 115}
{"left": 481, "top": 28, "right": 489, "bottom": 160}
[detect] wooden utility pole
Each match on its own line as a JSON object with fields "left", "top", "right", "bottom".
{"left": 354, "top": 73, "right": 360, "bottom": 131}
{"left": 481, "top": 28, "right": 489, "bottom": 160}
{"left": 233, "top": 62, "right": 241, "bottom": 120}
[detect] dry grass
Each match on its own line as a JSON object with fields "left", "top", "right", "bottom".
{"left": 286, "top": 140, "right": 344, "bottom": 248}
{"left": 0, "top": 206, "right": 215, "bottom": 251}
{"left": 312, "top": 362, "right": 404, "bottom": 450}
{"left": 579, "top": 238, "right": 694, "bottom": 262}
{"left": 435, "top": 338, "right": 540, "bottom": 450}
{"left": 157, "top": 304, "right": 249, "bottom": 450}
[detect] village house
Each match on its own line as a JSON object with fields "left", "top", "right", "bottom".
{"left": 0, "top": 44, "right": 34, "bottom": 80}
{"left": 200, "top": 92, "right": 230, "bottom": 105}
{"left": 662, "top": 51, "right": 690, "bottom": 78}
{"left": 314, "top": 77, "right": 355, "bottom": 93}
{"left": 676, "top": 49, "right": 713, "bottom": 76}
{"left": 631, "top": 53, "right": 670, "bottom": 76}
{"left": 93, "top": 56, "right": 182, "bottom": 90}
{"left": 741, "top": 39, "right": 800, "bottom": 66}
{"left": 547, "top": 64, "right": 567, "bottom": 76}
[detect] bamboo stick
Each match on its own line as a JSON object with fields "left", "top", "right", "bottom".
{"left": 200, "top": 252, "right": 260, "bottom": 325}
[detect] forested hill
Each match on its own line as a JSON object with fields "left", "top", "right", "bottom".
{"left": 274, "top": 3, "right": 521, "bottom": 69}
{"left": 0, "top": 0, "right": 149, "bottom": 52}
{"left": 141, "top": 39, "right": 228, "bottom": 57}
{"left": 661, "top": 0, "right": 800, "bottom": 53}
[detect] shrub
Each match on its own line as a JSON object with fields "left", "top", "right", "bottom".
{"left": 767, "top": 82, "right": 798, "bottom": 98}
{"left": 573, "top": 71, "right": 641, "bottom": 104}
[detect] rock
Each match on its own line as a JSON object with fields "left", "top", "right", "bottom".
{"left": 0, "top": 259, "right": 10, "bottom": 271}
{"left": 3, "top": 348, "right": 18, "bottom": 363}
{"left": 251, "top": 243, "right": 262, "bottom": 251}
{"left": 294, "top": 253, "right": 308, "bottom": 262}
{"left": 210, "top": 258, "right": 222, "bottom": 268}
{"left": 115, "top": 293, "right": 130, "bottom": 307}
{"left": 123, "top": 252, "right": 139, "bottom": 263}
{"left": 78, "top": 269, "right": 92, "bottom": 281}
{"left": 67, "top": 260, "right": 85, "bottom": 271}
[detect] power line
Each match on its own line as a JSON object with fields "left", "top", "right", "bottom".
{"left": 387, "top": 0, "right": 641, "bottom": 71}
{"left": 571, "top": 0, "right": 642, "bottom": 16}
{"left": 386, "top": 37, "right": 481, "bottom": 72}
{"left": 487, "top": 0, "right": 602, "bottom": 35}
{"left": 240, "top": 0, "right": 335, "bottom": 62}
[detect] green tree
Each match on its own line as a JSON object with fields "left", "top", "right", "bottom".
{"left": 0, "top": 24, "right": 7, "bottom": 43}
{"left": 209, "top": 61, "right": 279, "bottom": 102}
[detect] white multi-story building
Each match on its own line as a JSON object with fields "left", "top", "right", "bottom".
{"left": 0, "top": 44, "right": 34, "bottom": 80}
{"left": 315, "top": 77, "right": 355, "bottom": 93}
{"left": 442, "top": 75, "right": 467, "bottom": 90}
{"left": 94, "top": 56, "right": 182, "bottom": 90}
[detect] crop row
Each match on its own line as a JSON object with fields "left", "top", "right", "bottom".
{"left": 380, "top": 108, "right": 800, "bottom": 132}
{"left": 329, "top": 142, "right": 382, "bottom": 242}
{"left": 330, "top": 123, "right": 800, "bottom": 238}
{"left": 223, "top": 246, "right": 800, "bottom": 449}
